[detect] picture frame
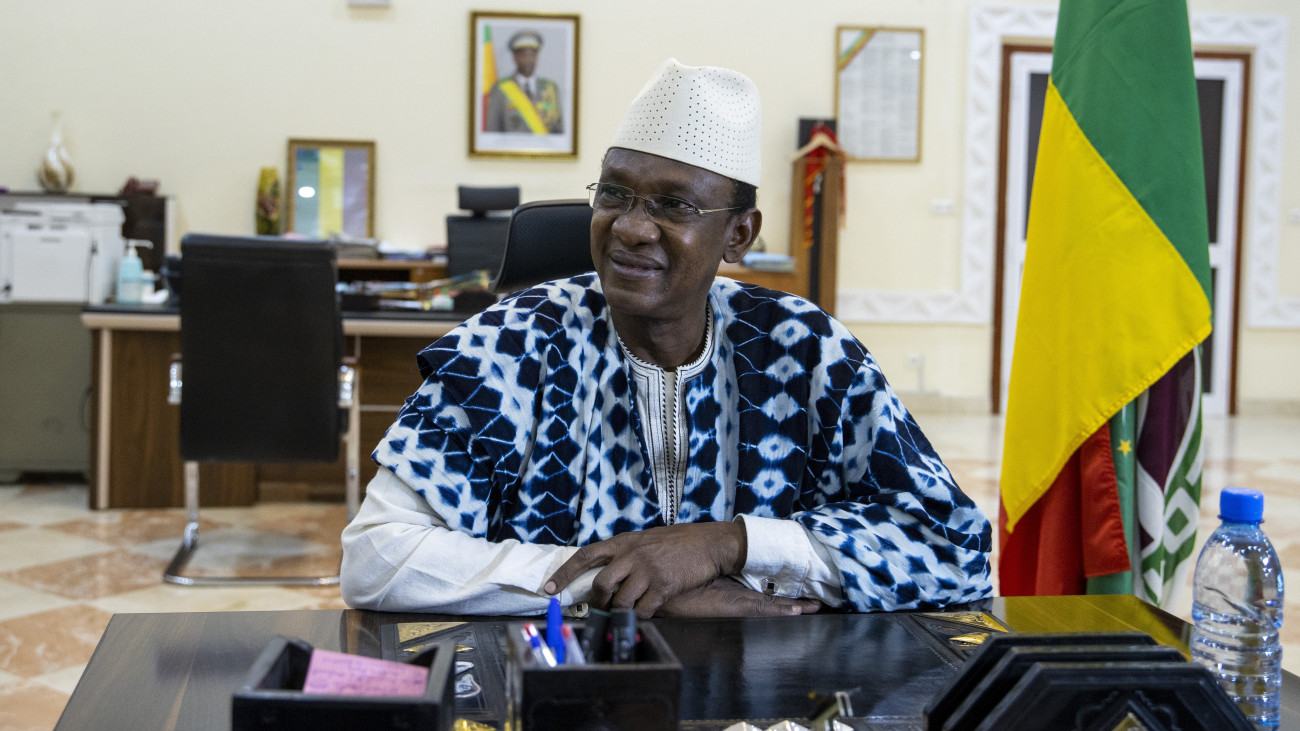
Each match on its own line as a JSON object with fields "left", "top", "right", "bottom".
{"left": 285, "top": 139, "right": 376, "bottom": 238}
{"left": 468, "top": 11, "right": 580, "bottom": 159}
{"left": 834, "top": 27, "right": 925, "bottom": 162}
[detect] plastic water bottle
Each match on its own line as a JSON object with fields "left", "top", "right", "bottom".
{"left": 1191, "top": 487, "right": 1285, "bottom": 729}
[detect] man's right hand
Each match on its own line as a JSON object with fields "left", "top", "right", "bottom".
{"left": 544, "top": 521, "right": 747, "bottom": 618}
{"left": 654, "top": 577, "right": 821, "bottom": 618}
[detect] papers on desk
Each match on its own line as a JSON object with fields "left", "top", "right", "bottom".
{"left": 301, "top": 648, "right": 429, "bottom": 697}
{"left": 741, "top": 252, "right": 796, "bottom": 271}
{"left": 337, "top": 269, "right": 492, "bottom": 311}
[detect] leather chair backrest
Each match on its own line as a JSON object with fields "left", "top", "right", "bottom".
{"left": 446, "top": 216, "right": 512, "bottom": 278}
{"left": 178, "top": 234, "right": 342, "bottom": 463}
{"left": 491, "top": 199, "right": 595, "bottom": 294}
{"left": 446, "top": 186, "right": 520, "bottom": 279}
{"left": 458, "top": 186, "right": 520, "bottom": 215}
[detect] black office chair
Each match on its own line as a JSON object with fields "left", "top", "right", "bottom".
{"left": 163, "top": 234, "right": 360, "bottom": 586}
{"left": 491, "top": 199, "right": 595, "bottom": 294}
{"left": 446, "top": 186, "right": 520, "bottom": 280}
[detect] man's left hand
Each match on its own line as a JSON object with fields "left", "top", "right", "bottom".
{"left": 544, "top": 521, "right": 747, "bottom": 618}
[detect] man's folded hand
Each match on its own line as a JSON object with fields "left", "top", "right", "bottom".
{"left": 544, "top": 521, "right": 748, "bottom": 618}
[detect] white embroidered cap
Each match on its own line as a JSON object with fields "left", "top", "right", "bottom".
{"left": 609, "top": 58, "right": 762, "bottom": 187}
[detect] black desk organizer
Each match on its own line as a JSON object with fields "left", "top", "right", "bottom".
{"left": 505, "top": 620, "right": 683, "bottom": 731}
{"left": 360, "top": 610, "right": 1260, "bottom": 731}
{"left": 231, "top": 635, "right": 455, "bottom": 731}
{"left": 923, "top": 633, "right": 1255, "bottom": 731}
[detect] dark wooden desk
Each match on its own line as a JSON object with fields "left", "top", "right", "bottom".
{"left": 56, "top": 595, "right": 1299, "bottom": 730}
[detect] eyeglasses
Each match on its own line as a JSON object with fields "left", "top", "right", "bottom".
{"left": 586, "top": 183, "right": 743, "bottom": 225}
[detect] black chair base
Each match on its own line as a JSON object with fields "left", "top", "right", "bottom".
{"left": 163, "top": 512, "right": 340, "bottom": 587}
{"left": 163, "top": 386, "right": 361, "bottom": 587}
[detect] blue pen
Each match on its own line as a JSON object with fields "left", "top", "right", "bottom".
{"left": 546, "top": 597, "right": 567, "bottom": 664}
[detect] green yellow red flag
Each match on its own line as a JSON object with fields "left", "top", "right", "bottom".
{"left": 999, "top": 0, "right": 1212, "bottom": 600}
{"left": 481, "top": 26, "right": 497, "bottom": 132}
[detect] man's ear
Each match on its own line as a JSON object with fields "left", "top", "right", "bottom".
{"left": 721, "top": 209, "right": 763, "bottom": 264}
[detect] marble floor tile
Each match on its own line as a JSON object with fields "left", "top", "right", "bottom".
{"left": 0, "top": 485, "right": 95, "bottom": 526}
{"left": 88, "top": 582, "right": 335, "bottom": 615}
{"left": 0, "top": 528, "right": 114, "bottom": 573}
{"left": 30, "top": 663, "right": 89, "bottom": 696}
{"left": 0, "top": 549, "right": 171, "bottom": 601}
{"left": 0, "top": 605, "right": 113, "bottom": 678}
{"left": 46, "top": 510, "right": 223, "bottom": 548}
{"left": 0, "top": 680, "right": 72, "bottom": 731}
{"left": 0, "top": 580, "right": 73, "bottom": 623}
{"left": 1252, "top": 461, "right": 1300, "bottom": 484}
{"left": 129, "top": 527, "right": 339, "bottom": 578}
{"left": 294, "top": 586, "right": 351, "bottom": 610}
{"left": 248, "top": 506, "right": 350, "bottom": 545}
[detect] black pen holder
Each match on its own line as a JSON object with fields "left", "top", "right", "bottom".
{"left": 231, "top": 635, "right": 455, "bottom": 731}
{"left": 505, "top": 620, "right": 682, "bottom": 731}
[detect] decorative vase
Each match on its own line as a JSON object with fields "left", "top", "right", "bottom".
{"left": 256, "top": 165, "right": 282, "bottom": 232}
{"left": 37, "top": 114, "right": 75, "bottom": 194}
{"left": 256, "top": 166, "right": 282, "bottom": 235}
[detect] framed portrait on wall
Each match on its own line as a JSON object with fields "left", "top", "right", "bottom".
{"left": 469, "top": 11, "right": 580, "bottom": 158}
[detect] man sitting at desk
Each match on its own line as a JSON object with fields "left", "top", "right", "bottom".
{"left": 341, "top": 59, "right": 991, "bottom": 617}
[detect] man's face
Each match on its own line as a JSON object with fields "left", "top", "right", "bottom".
{"left": 512, "top": 48, "right": 537, "bottom": 77}
{"left": 591, "top": 148, "right": 758, "bottom": 326}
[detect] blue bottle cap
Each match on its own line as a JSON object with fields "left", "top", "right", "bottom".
{"left": 1219, "top": 486, "right": 1264, "bottom": 523}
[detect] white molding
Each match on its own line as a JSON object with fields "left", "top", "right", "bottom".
{"left": 836, "top": 5, "right": 1293, "bottom": 328}
{"left": 1191, "top": 13, "right": 1295, "bottom": 328}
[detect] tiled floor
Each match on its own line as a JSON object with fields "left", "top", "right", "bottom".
{"left": 2, "top": 411, "right": 1298, "bottom": 730}
{"left": 0, "top": 493, "right": 350, "bottom": 731}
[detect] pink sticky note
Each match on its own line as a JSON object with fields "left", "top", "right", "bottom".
{"left": 300, "top": 648, "right": 430, "bottom": 697}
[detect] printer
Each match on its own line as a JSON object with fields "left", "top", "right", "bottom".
{"left": 0, "top": 198, "right": 124, "bottom": 304}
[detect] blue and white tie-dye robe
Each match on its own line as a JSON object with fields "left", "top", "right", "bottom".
{"left": 374, "top": 275, "right": 991, "bottom": 611}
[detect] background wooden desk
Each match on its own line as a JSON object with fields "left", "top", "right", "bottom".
{"left": 81, "top": 306, "right": 461, "bottom": 510}
{"left": 55, "top": 595, "right": 1299, "bottom": 730}
{"left": 337, "top": 256, "right": 447, "bottom": 284}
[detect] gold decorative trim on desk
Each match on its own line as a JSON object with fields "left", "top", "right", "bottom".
{"left": 912, "top": 610, "right": 1011, "bottom": 653}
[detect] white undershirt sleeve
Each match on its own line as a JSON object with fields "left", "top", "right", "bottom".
{"left": 340, "top": 468, "right": 597, "bottom": 616}
{"left": 732, "top": 514, "right": 845, "bottom": 607}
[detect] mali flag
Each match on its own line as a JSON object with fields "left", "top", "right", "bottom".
{"left": 481, "top": 25, "right": 497, "bottom": 132}
{"left": 998, "top": 0, "right": 1212, "bottom": 607}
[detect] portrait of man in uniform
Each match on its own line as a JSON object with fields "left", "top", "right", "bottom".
{"left": 485, "top": 30, "right": 563, "bottom": 135}
{"left": 470, "top": 12, "right": 579, "bottom": 158}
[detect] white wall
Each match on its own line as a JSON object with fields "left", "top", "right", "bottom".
{"left": 2, "top": 0, "right": 1296, "bottom": 407}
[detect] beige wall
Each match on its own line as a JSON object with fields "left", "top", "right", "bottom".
{"left": 2, "top": 0, "right": 1296, "bottom": 407}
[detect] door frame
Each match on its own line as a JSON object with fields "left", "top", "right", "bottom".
{"left": 990, "top": 46, "right": 1250, "bottom": 415}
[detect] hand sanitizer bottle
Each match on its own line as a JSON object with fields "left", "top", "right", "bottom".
{"left": 117, "top": 241, "right": 145, "bottom": 304}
